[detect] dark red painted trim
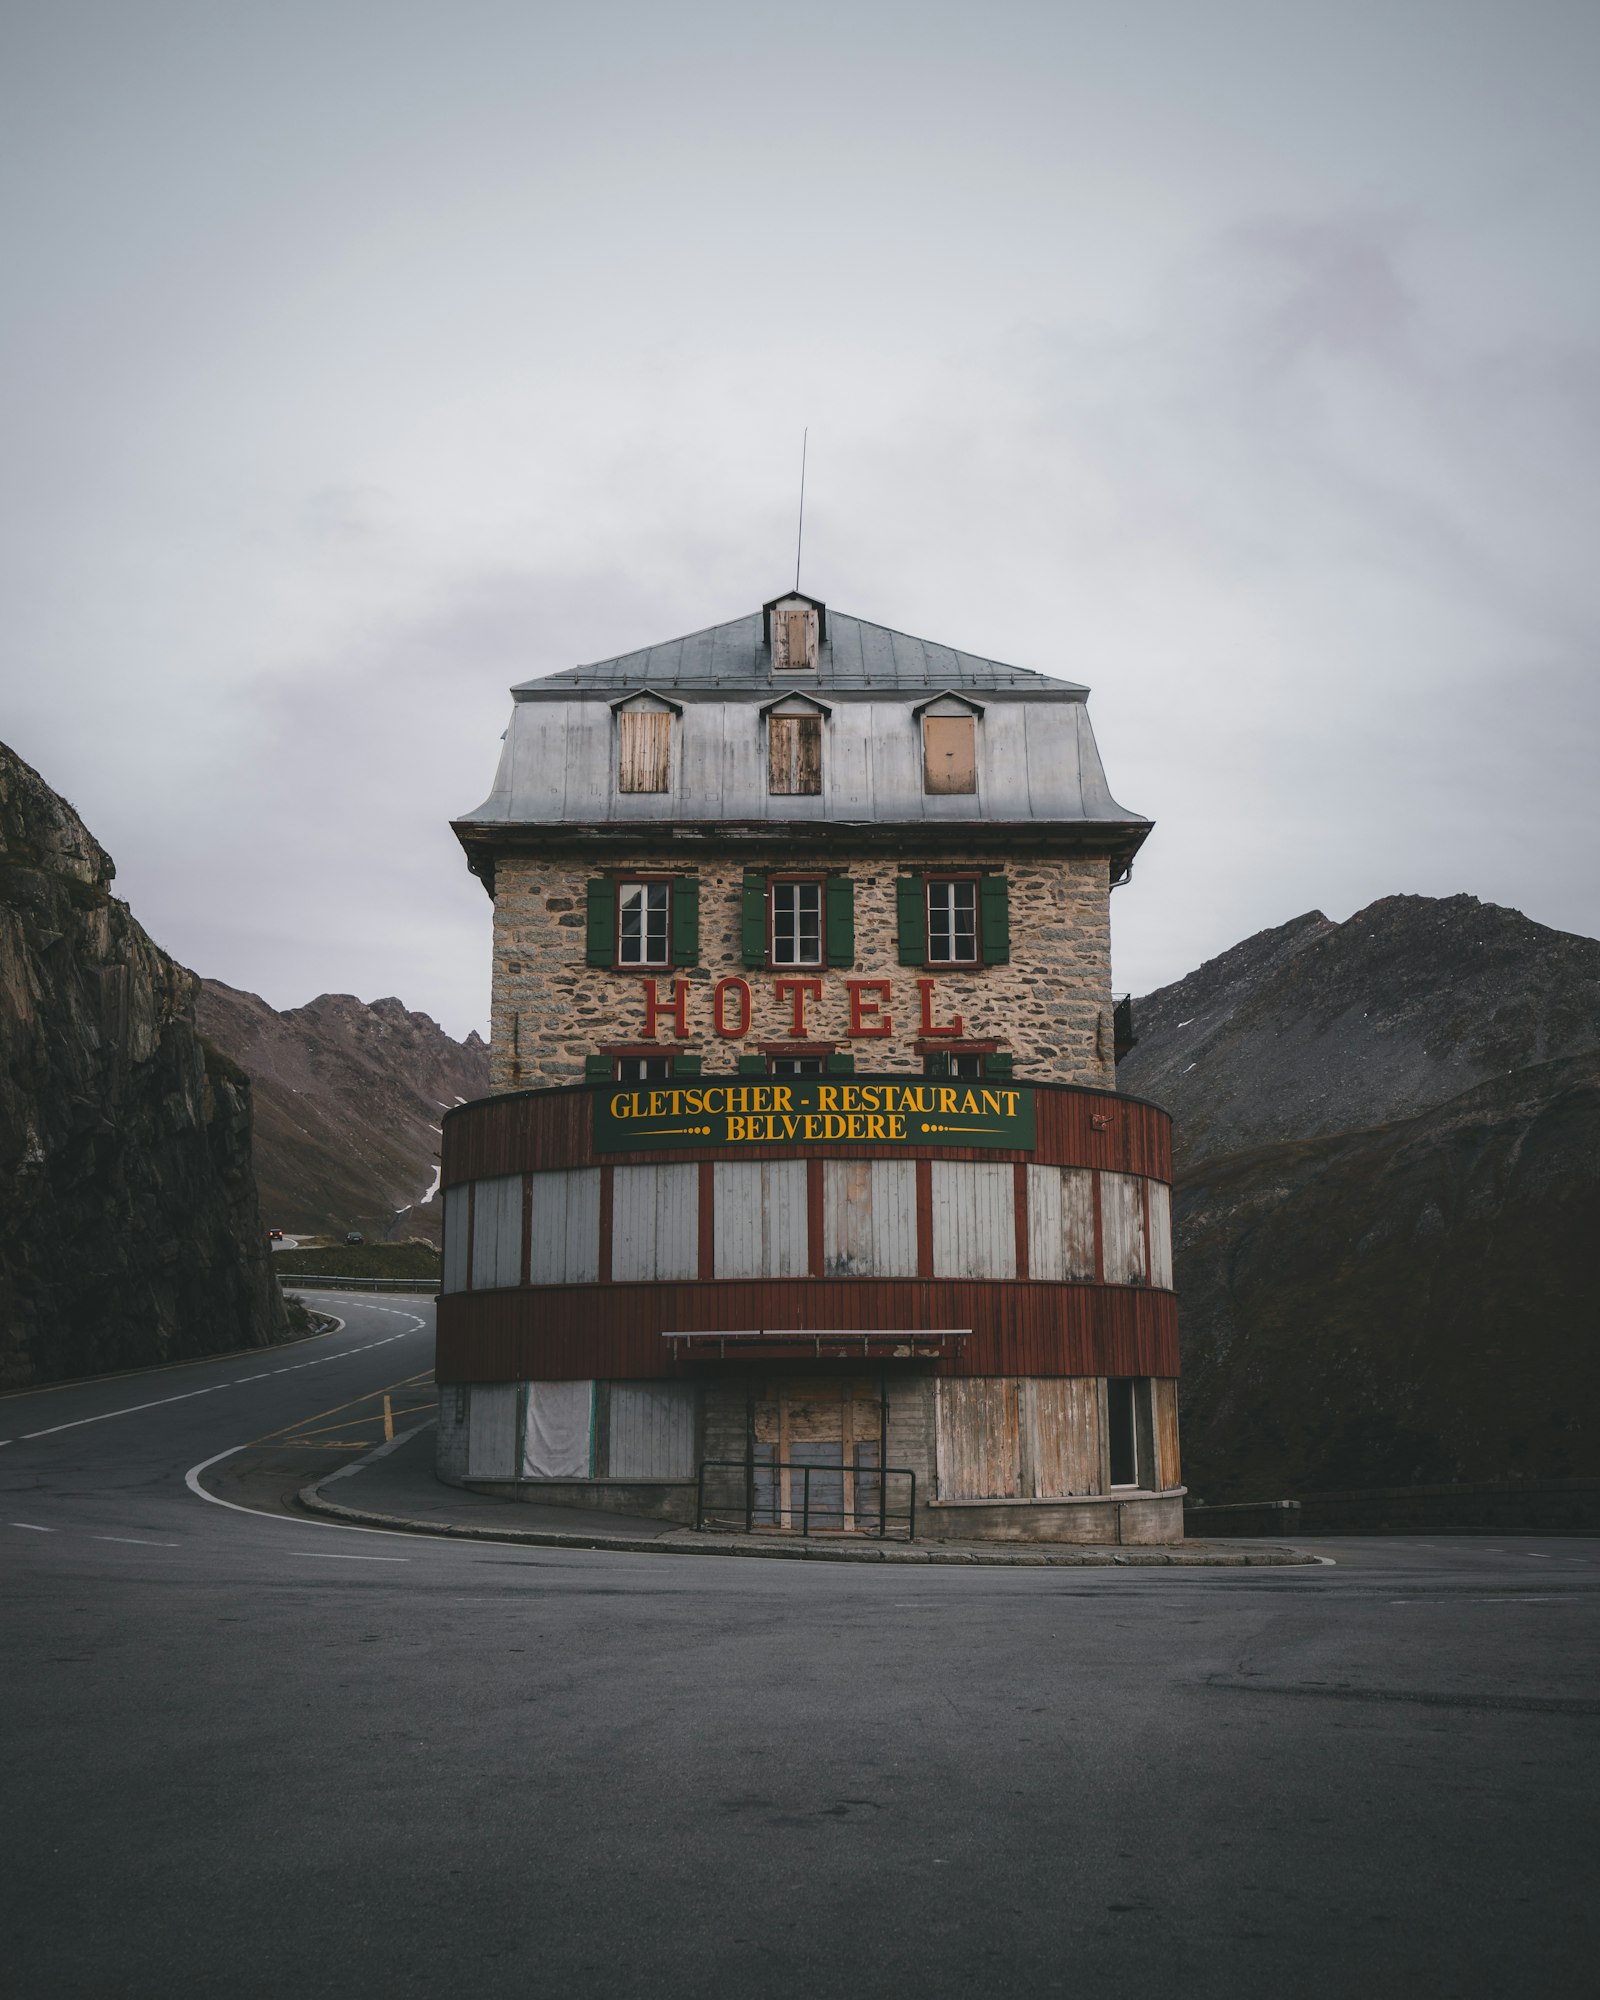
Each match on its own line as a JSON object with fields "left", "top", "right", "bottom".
{"left": 441, "top": 1077, "right": 1173, "bottom": 1185}
{"left": 436, "top": 1280, "right": 1178, "bottom": 1384}
{"left": 597, "top": 1166, "right": 613, "bottom": 1284}
{"left": 806, "top": 1158, "right": 825, "bottom": 1277}
{"left": 915, "top": 1160, "right": 934, "bottom": 1278}
{"left": 519, "top": 1172, "right": 533, "bottom": 1288}
{"left": 697, "top": 1160, "right": 716, "bottom": 1279}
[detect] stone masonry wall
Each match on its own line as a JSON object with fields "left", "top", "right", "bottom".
{"left": 489, "top": 850, "right": 1116, "bottom": 1091}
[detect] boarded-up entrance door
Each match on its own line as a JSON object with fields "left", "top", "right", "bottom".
{"left": 750, "top": 1379, "right": 884, "bottom": 1533}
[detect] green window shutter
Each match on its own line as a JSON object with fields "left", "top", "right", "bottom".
{"left": 584, "top": 1053, "right": 612, "bottom": 1081}
{"left": 671, "top": 876, "right": 700, "bottom": 967}
{"left": 984, "top": 1052, "right": 1014, "bottom": 1079}
{"left": 671, "top": 1052, "right": 702, "bottom": 1077}
{"left": 741, "top": 872, "right": 767, "bottom": 967}
{"left": 896, "top": 876, "right": 926, "bottom": 966}
{"left": 585, "top": 879, "right": 616, "bottom": 966}
{"left": 980, "top": 874, "right": 1011, "bottom": 965}
{"left": 736, "top": 1053, "right": 765, "bottom": 1075}
{"left": 825, "top": 876, "right": 855, "bottom": 967}
{"left": 825, "top": 1050, "right": 855, "bottom": 1075}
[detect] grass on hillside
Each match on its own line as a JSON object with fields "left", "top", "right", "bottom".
{"left": 273, "top": 1241, "right": 441, "bottom": 1280}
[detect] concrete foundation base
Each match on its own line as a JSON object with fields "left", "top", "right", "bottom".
{"left": 924, "top": 1490, "right": 1186, "bottom": 1544}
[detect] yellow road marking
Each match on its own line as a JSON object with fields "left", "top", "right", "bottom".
{"left": 383, "top": 1394, "right": 393, "bottom": 1443}
{"left": 245, "top": 1374, "right": 435, "bottom": 1448}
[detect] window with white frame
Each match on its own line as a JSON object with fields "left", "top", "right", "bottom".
{"left": 617, "top": 880, "right": 670, "bottom": 965}
{"left": 771, "top": 879, "right": 823, "bottom": 966}
{"left": 770, "top": 1055, "right": 825, "bottom": 1074}
{"left": 926, "top": 878, "right": 978, "bottom": 965}
{"left": 616, "top": 1054, "right": 672, "bottom": 1081}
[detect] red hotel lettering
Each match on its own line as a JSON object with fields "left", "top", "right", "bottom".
{"left": 916, "top": 977, "right": 964, "bottom": 1037}
{"left": 641, "top": 977, "right": 689, "bottom": 1039}
{"left": 773, "top": 977, "right": 822, "bottom": 1037}
{"left": 712, "top": 976, "right": 752, "bottom": 1040}
{"left": 846, "top": 979, "right": 893, "bottom": 1037}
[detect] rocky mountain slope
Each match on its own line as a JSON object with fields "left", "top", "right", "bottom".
{"left": 195, "top": 983, "right": 488, "bottom": 1244}
{"left": 1119, "top": 896, "right": 1600, "bottom": 1500}
{"left": 0, "top": 742, "right": 287, "bottom": 1388}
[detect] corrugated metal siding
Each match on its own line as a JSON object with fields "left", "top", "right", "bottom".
{"left": 442, "top": 1079, "right": 1173, "bottom": 1184}
{"left": 611, "top": 1163, "right": 699, "bottom": 1281}
{"left": 437, "top": 1281, "right": 1179, "bottom": 1383}
{"left": 529, "top": 1167, "right": 601, "bottom": 1283}
{"left": 1153, "top": 1378, "right": 1181, "bottom": 1490}
{"left": 470, "top": 1174, "right": 523, "bottom": 1291}
{"left": 467, "top": 1383, "right": 518, "bottom": 1478}
{"left": 1148, "top": 1182, "right": 1173, "bottom": 1290}
{"left": 1027, "top": 1378, "right": 1102, "bottom": 1497}
{"left": 931, "top": 1161, "right": 1016, "bottom": 1279}
{"left": 1100, "top": 1172, "right": 1148, "bottom": 1285}
{"left": 821, "top": 1159, "right": 919, "bottom": 1276}
{"left": 712, "top": 1161, "right": 809, "bottom": 1279}
{"left": 1026, "top": 1166, "right": 1096, "bottom": 1281}
{"left": 606, "top": 1382, "right": 697, "bottom": 1479}
{"left": 523, "top": 1380, "right": 594, "bottom": 1477}
{"left": 442, "top": 1184, "right": 470, "bottom": 1294}
{"left": 937, "top": 1380, "right": 1022, "bottom": 1498}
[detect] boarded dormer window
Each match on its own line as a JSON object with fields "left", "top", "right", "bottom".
{"left": 770, "top": 597, "right": 818, "bottom": 672}
{"left": 768, "top": 705, "right": 823, "bottom": 794}
{"left": 922, "top": 714, "right": 976, "bottom": 794}
{"left": 616, "top": 700, "right": 673, "bottom": 793}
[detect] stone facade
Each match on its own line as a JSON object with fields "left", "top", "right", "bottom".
{"left": 488, "top": 849, "right": 1116, "bottom": 1092}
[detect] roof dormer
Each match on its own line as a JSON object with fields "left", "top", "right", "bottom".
{"left": 762, "top": 592, "right": 826, "bottom": 672}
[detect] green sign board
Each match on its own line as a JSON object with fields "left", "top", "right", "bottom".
{"left": 593, "top": 1079, "right": 1036, "bottom": 1153}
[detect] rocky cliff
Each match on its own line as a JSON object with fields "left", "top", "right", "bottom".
{"left": 1120, "top": 896, "right": 1600, "bottom": 1501}
{"left": 195, "top": 983, "right": 488, "bottom": 1245}
{"left": 0, "top": 743, "right": 288, "bottom": 1388}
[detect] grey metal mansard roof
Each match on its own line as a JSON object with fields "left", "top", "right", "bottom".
{"left": 511, "top": 605, "right": 1088, "bottom": 699}
{"left": 454, "top": 597, "right": 1150, "bottom": 881}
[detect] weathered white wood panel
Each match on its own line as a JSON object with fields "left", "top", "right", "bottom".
{"left": 1027, "top": 1378, "right": 1102, "bottom": 1497}
{"left": 523, "top": 1380, "right": 593, "bottom": 1478}
{"left": 442, "top": 1184, "right": 469, "bottom": 1294}
{"left": 937, "top": 1379, "right": 1022, "bottom": 1498}
{"left": 611, "top": 1163, "right": 699, "bottom": 1281}
{"left": 528, "top": 1167, "right": 601, "bottom": 1284}
{"left": 1026, "top": 1166, "right": 1096, "bottom": 1281}
{"left": 1147, "top": 1181, "right": 1173, "bottom": 1289}
{"left": 931, "top": 1161, "right": 1015, "bottom": 1279}
{"left": 470, "top": 1173, "right": 523, "bottom": 1291}
{"left": 822, "top": 1159, "right": 919, "bottom": 1277}
{"left": 607, "top": 1382, "right": 697, "bottom": 1479}
{"left": 713, "top": 1160, "right": 809, "bottom": 1279}
{"left": 1100, "top": 1172, "right": 1148, "bottom": 1285}
{"left": 467, "top": 1383, "right": 518, "bottom": 1480}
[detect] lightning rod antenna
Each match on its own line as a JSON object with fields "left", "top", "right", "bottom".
{"left": 794, "top": 428, "right": 808, "bottom": 592}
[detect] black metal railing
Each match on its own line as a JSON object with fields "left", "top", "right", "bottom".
{"left": 276, "top": 1274, "right": 441, "bottom": 1294}
{"left": 696, "top": 1458, "right": 917, "bottom": 1541}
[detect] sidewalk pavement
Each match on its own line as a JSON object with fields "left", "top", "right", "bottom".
{"left": 299, "top": 1424, "right": 1326, "bottom": 1567}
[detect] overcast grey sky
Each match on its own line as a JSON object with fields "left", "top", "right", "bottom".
{"left": 3, "top": 1, "right": 1596, "bottom": 1039}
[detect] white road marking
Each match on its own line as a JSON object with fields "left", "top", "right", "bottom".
{"left": 10, "top": 1522, "right": 55, "bottom": 1532}
{"left": 18, "top": 1327, "right": 420, "bottom": 1440}
{"left": 96, "top": 1536, "right": 179, "bottom": 1548}
{"left": 184, "top": 1447, "right": 427, "bottom": 1541}
{"left": 292, "top": 1551, "right": 409, "bottom": 1562}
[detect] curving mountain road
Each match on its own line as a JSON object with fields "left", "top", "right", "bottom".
{"left": 3, "top": 1296, "right": 1597, "bottom": 1998}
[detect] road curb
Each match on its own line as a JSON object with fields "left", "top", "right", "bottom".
{"left": 296, "top": 1471, "right": 1326, "bottom": 1567}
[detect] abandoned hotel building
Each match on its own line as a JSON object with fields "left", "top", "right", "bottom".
{"left": 438, "top": 593, "right": 1182, "bottom": 1542}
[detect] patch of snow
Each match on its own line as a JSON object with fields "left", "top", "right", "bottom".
{"left": 1181, "top": 1063, "right": 1197, "bottom": 1074}
{"left": 419, "top": 1162, "right": 442, "bottom": 1205}
{"left": 1176, "top": 1019, "right": 1194, "bottom": 1028}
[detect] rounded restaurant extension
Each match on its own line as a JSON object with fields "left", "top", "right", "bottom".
{"left": 435, "top": 1071, "right": 1181, "bottom": 1544}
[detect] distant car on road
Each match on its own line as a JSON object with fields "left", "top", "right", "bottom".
{"left": 345, "top": 1231, "right": 364, "bottom": 1246}
{"left": 267, "top": 1228, "right": 284, "bottom": 1241}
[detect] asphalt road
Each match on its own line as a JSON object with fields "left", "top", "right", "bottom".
{"left": 3, "top": 1296, "right": 1597, "bottom": 1999}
